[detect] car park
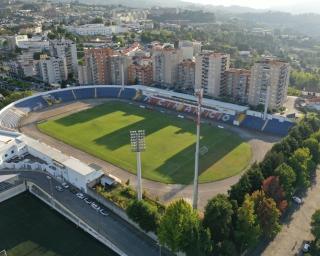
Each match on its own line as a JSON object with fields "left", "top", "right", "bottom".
{"left": 292, "top": 196, "right": 303, "bottom": 204}
{"left": 91, "top": 203, "right": 101, "bottom": 211}
{"left": 55, "top": 185, "right": 63, "bottom": 192}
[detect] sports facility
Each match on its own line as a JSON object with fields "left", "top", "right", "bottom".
{"left": 0, "top": 85, "right": 294, "bottom": 188}
{"left": 38, "top": 101, "right": 251, "bottom": 184}
{"left": 0, "top": 193, "right": 116, "bottom": 256}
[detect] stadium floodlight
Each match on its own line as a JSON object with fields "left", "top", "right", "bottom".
{"left": 130, "top": 130, "right": 146, "bottom": 201}
{"left": 192, "top": 88, "right": 203, "bottom": 209}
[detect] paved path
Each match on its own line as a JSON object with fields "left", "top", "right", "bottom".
{"left": 19, "top": 100, "right": 278, "bottom": 210}
{"left": 260, "top": 171, "right": 320, "bottom": 256}
{"left": 1, "top": 170, "right": 166, "bottom": 256}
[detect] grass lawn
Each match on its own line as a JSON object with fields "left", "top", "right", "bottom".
{"left": 0, "top": 193, "right": 116, "bottom": 256}
{"left": 38, "top": 101, "right": 252, "bottom": 184}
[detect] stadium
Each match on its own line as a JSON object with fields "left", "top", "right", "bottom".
{"left": 0, "top": 85, "right": 294, "bottom": 203}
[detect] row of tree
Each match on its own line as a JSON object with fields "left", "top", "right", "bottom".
{"left": 126, "top": 115, "right": 320, "bottom": 255}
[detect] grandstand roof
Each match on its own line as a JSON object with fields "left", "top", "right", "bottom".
{"left": 133, "top": 85, "right": 249, "bottom": 112}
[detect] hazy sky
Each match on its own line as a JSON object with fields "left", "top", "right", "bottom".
{"left": 185, "top": 0, "right": 315, "bottom": 9}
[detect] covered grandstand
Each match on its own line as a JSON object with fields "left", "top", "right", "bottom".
{"left": 0, "top": 85, "right": 295, "bottom": 136}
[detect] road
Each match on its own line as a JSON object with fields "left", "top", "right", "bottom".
{"left": 258, "top": 171, "right": 320, "bottom": 256}
{"left": 1, "top": 170, "right": 167, "bottom": 256}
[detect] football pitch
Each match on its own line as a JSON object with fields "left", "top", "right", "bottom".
{"left": 38, "top": 101, "right": 252, "bottom": 184}
{"left": 0, "top": 193, "right": 116, "bottom": 256}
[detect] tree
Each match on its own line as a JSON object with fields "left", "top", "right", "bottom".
{"left": 228, "top": 173, "right": 252, "bottom": 205}
{"left": 247, "top": 164, "right": 264, "bottom": 191}
{"left": 203, "top": 194, "right": 234, "bottom": 243}
{"left": 260, "top": 151, "right": 285, "bottom": 177}
{"left": 275, "top": 163, "right": 296, "bottom": 199}
{"left": 126, "top": 200, "right": 160, "bottom": 232}
{"left": 311, "top": 210, "right": 320, "bottom": 240}
{"left": 303, "top": 138, "right": 320, "bottom": 163}
{"left": 235, "top": 195, "right": 262, "bottom": 252}
{"left": 250, "top": 190, "right": 281, "bottom": 239}
{"left": 289, "top": 147, "right": 313, "bottom": 189}
{"left": 158, "top": 199, "right": 210, "bottom": 255}
{"left": 262, "top": 176, "right": 287, "bottom": 213}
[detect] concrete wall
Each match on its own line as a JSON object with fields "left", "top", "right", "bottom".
{"left": 0, "top": 182, "right": 26, "bottom": 203}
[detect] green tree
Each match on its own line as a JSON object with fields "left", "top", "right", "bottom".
{"left": 289, "top": 147, "right": 313, "bottom": 189}
{"left": 247, "top": 164, "right": 264, "bottom": 191}
{"left": 235, "top": 194, "right": 262, "bottom": 252}
{"left": 158, "top": 199, "right": 210, "bottom": 255}
{"left": 303, "top": 138, "right": 320, "bottom": 163}
{"left": 126, "top": 200, "right": 160, "bottom": 232}
{"left": 228, "top": 173, "right": 251, "bottom": 205}
{"left": 251, "top": 190, "right": 281, "bottom": 239}
{"left": 275, "top": 163, "right": 296, "bottom": 199}
{"left": 311, "top": 210, "right": 320, "bottom": 240}
{"left": 203, "top": 194, "right": 234, "bottom": 243}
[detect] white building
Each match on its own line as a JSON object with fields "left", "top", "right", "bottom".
{"left": 0, "top": 131, "right": 103, "bottom": 193}
{"left": 49, "top": 38, "right": 78, "bottom": 77}
{"left": 38, "top": 55, "right": 68, "bottom": 84}
{"left": 248, "top": 59, "right": 290, "bottom": 110}
{"left": 195, "top": 51, "right": 230, "bottom": 97}
{"left": 65, "top": 24, "right": 113, "bottom": 36}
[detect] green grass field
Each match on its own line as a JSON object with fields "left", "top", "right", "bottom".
{"left": 38, "top": 101, "right": 252, "bottom": 184}
{"left": 0, "top": 193, "right": 116, "bottom": 256}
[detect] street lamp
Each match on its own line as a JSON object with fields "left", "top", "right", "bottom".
{"left": 192, "top": 88, "right": 203, "bottom": 209}
{"left": 130, "top": 130, "right": 146, "bottom": 201}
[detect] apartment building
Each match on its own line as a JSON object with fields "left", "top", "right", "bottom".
{"left": 49, "top": 38, "right": 78, "bottom": 77}
{"left": 83, "top": 48, "right": 113, "bottom": 84}
{"left": 248, "top": 59, "right": 290, "bottom": 110}
{"left": 152, "top": 45, "right": 183, "bottom": 88}
{"left": 128, "top": 57, "right": 153, "bottom": 86}
{"left": 225, "top": 68, "right": 251, "bottom": 103}
{"left": 38, "top": 55, "right": 68, "bottom": 84}
{"left": 177, "top": 59, "right": 195, "bottom": 90}
{"left": 195, "top": 52, "right": 230, "bottom": 97}
{"left": 109, "top": 54, "right": 130, "bottom": 85}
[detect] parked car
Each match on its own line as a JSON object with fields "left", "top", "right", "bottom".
{"left": 76, "top": 193, "right": 85, "bottom": 199}
{"left": 292, "top": 196, "right": 303, "bottom": 205}
{"left": 302, "top": 241, "right": 311, "bottom": 253}
{"left": 84, "top": 198, "right": 93, "bottom": 204}
{"left": 100, "top": 209, "right": 109, "bottom": 216}
{"left": 55, "top": 185, "right": 63, "bottom": 192}
{"left": 62, "top": 182, "right": 69, "bottom": 189}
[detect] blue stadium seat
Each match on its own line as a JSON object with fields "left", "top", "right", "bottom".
{"left": 15, "top": 96, "right": 48, "bottom": 111}
{"left": 263, "top": 119, "right": 294, "bottom": 136}
{"left": 74, "top": 88, "right": 95, "bottom": 99}
{"left": 240, "top": 115, "right": 265, "bottom": 131}
{"left": 49, "top": 90, "right": 75, "bottom": 103}
{"left": 96, "top": 87, "right": 121, "bottom": 98}
{"left": 119, "top": 88, "right": 137, "bottom": 100}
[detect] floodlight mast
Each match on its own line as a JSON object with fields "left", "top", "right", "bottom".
{"left": 192, "top": 88, "right": 203, "bottom": 209}
{"left": 130, "top": 130, "right": 146, "bottom": 201}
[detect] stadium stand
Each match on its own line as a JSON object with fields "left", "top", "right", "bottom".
{"left": 263, "top": 118, "right": 294, "bottom": 136}
{"left": 97, "top": 87, "right": 121, "bottom": 98}
{"left": 14, "top": 96, "right": 48, "bottom": 112}
{"left": 240, "top": 115, "right": 266, "bottom": 131}
{"left": 0, "top": 182, "right": 14, "bottom": 192}
{"left": 0, "top": 85, "right": 294, "bottom": 136}
{"left": 49, "top": 90, "right": 76, "bottom": 103}
{"left": 74, "top": 88, "right": 95, "bottom": 100}
{"left": 119, "top": 88, "right": 137, "bottom": 100}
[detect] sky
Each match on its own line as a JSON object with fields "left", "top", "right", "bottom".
{"left": 185, "top": 0, "right": 317, "bottom": 10}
